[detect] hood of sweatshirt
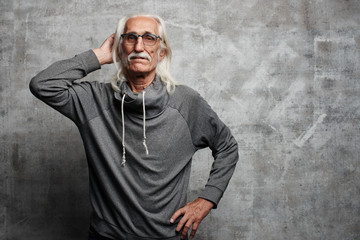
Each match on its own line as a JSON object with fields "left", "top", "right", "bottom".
{"left": 113, "top": 75, "right": 169, "bottom": 119}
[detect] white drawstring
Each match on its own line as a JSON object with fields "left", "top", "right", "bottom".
{"left": 142, "top": 91, "right": 149, "bottom": 155}
{"left": 120, "top": 91, "right": 149, "bottom": 168}
{"left": 121, "top": 93, "right": 126, "bottom": 167}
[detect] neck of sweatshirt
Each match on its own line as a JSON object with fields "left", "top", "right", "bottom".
{"left": 114, "top": 75, "right": 169, "bottom": 119}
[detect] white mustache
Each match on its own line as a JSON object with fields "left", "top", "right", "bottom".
{"left": 127, "top": 52, "right": 152, "bottom": 62}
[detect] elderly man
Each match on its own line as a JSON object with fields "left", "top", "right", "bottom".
{"left": 30, "top": 14, "right": 238, "bottom": 240}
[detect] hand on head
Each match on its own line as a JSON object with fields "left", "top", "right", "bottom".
{"left": 93, "top": 33, "right": 115, "bottom": 65}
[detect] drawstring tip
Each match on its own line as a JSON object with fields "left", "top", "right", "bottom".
{"left": 143, "top": 140, "right": 149, "bottom": 155}
{"left": 121, "top": 155, "right": 126, "bottom": 167}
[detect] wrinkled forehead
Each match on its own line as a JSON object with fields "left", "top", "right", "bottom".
{"left": 124, "top": 16, "right": 159, "bottom": 35}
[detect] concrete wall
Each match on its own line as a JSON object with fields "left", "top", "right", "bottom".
{"left": 1, "top": 0, "right": 359, "bottom": 239}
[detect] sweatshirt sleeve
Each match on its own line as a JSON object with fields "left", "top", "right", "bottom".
{"left": 29, "top": 50, "right": 102, "bottom": 124}
{"left": 175, "top": 87, "right": 239, "bottom": 208}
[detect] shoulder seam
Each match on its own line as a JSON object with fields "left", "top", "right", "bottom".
{"left": 167, "top": 105, "right": 198, "bottom": 151}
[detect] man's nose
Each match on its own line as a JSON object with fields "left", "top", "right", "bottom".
{"left": 134, "top": 37, "right": 145, "bottom": 52}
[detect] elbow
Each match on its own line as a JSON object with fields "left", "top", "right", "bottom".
{"left": 29, "top": 76, "right": 42, "bottom": 98}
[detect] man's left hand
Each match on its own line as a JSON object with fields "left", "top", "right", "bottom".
{"left": 170, "top": 198, "right": 214, "bottom": 239}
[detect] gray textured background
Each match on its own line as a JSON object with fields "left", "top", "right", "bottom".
{"left": 1, "top": 0, "right": 360, "bottom": 239}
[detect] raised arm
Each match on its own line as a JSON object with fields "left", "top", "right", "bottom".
{"left": 29, "top": 34, "right": 115, "bottom": 123}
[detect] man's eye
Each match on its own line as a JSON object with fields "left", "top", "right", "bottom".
{"left": 144, "top": 35, "right": 155, "bottom": 41}
{"left": 127, "top": 35, "right": 137, "bottom": 40}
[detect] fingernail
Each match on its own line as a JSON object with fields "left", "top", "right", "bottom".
{"left": 170, "top": 218, "right": 174, "bottom": 223}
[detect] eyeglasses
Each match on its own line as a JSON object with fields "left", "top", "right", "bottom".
{"left": 121, "top": 33, "right": 162, "bottom": 46}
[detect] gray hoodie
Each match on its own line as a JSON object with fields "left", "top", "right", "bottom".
{"left": 29, "top": 50, "right": 238, "bottom": 240}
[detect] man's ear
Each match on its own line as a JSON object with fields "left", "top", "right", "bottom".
{"left": 159, "top": 48, "right": 166, "bottom": 61}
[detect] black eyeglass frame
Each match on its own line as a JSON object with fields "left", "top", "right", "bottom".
{"left": 120, "top": 33, "right": 162, "bottom": 46}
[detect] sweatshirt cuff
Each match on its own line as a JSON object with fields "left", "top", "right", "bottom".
{"left": 199, "top": 185, "right": 224, "bottom": 209}
{"left": 77, "top": 50, "right": 101, "bottom": 75}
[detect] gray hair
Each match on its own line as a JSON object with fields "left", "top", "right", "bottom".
{"left": 111, "top": 14, "right": 177, "bottom": 93}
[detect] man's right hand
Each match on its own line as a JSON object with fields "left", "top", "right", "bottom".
{"left": 93, "top": 33, "right": 115, "bottom": 65}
